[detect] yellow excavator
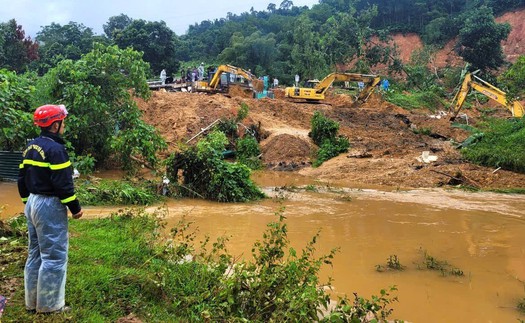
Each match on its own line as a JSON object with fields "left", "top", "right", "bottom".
{"left": 450, "top": 70, "right": 524, "bottom": 120}
{"left": 193, "top": 64, "right": 255, "bottom": 94}
{"left": 284, "top": 72, "right": 381, "bottom": 102}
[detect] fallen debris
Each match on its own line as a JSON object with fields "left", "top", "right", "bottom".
{"left": 416, "top": 151, "right": 438, "bottom": 163}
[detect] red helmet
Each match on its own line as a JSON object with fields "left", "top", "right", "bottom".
{"left": 33, "top": 104, "right": 68, "bottom": 127}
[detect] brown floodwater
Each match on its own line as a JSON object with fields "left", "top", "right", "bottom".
{"left": 1, "top": 172, "right": 524, "bottom": 322}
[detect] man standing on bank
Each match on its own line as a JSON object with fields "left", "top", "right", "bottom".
{"left": 18, "top": 104, "right": 83, "bottom": 314}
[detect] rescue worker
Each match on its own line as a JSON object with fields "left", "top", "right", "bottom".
{"left": 18, "top": 104, "right": 83, "bottom": 314}
{"left": 198, "top": 63, "right": 205, "bottom": 80}
{"left": 160, "top": 69, "right": 167, "bottom": 85}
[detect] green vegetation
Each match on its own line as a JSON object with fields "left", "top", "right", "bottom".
{"left": 0, "top": 208, "right": 400, "bottom": 322}
{"left": 418, "top": 250, "right": 464, "bottom": 277}
{"left": 166, "top": 131, "right": 265, "bottom": 202}
{"left": 460, "top": 118, "right": 525, "bottom": 173}
{"left": 3, "top": 1, "right": 517, "bottom": 80}
{"left": 499, "top": 56, "right": 525, "bottom": 100}
{"left": 384, "top": 88, "right": 443, "bottom": 112}
{"left": 376, "top": 255, "right": 405, "bottom": 272}
{"left": 235, "top": 136, "right": 262, "bottom": 170}
{"left": 35, "top": 43, "right": 167, "bottom": 173}
{"left": 310, "top": 111, "right": 350, "bottom": 167}
{"left": 488, "top": 188, "right": 525, "bottom": 194}
{"left": 0, "top": 69, "right": 38, "bottom": 151}
{"left": 519, "top": 298, "right": 525, "bottom": 313}
{"left": 75, "top": 179, "right": 162, "bottom": 206}
{"left": 376, "top": 251, "right": 464, "bottom": 277}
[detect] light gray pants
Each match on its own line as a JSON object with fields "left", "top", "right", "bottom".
{"left": 24, "top": 194, "right": 68, "bottom": 313}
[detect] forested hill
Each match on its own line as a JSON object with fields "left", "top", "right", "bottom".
{"left": 1, "top": 0, "right": 525, "bottom": 83}
{"left": 178, "top": 0, "right": 525, "bottom": 81}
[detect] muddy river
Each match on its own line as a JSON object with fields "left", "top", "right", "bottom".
{"left": 1, "top": 172, "right": 524, "bottom": 322}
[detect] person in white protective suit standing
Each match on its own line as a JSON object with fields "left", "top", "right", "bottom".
{"left": 18, "top": 104, "right": 83, "bottom": 314}
{"left": 160, "top": 69, "right": 167, "bottom": 85}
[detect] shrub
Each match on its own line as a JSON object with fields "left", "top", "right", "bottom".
{"left": 313, "top": 137, "right": 350, "bottom": 167}
{"left": 310, "top": 111, "right": 350, "bottom": 167}
{"left": 236, "top": 135, "right": 262, "bottom": 169}
{"left": 385, "top": 88, "right": 444, "bottom": 112}
{"left": 166, "top": 131, "right": 265, "bottom": 202}
{"left": 311, "top": 110, "right": 339, "bottom": 146}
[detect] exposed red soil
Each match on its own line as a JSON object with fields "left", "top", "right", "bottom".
{"left": 137, "top": 88, "right": 525, "bottom": 190}
{"left": 367, "top": 8, "right": 525, "bottom": 71}
{"left": 136, "top": 9, "right": 525, "bottom": 190}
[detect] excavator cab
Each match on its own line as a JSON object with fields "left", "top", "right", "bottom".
{"left": 304, "top": 79, "right": 320, "bottom": 88}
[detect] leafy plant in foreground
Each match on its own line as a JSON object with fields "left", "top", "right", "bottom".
{"left": 34, "top": 43, "right": 167, "bottom": 171}
{"left": 324, "top": 286, "right": 399, "bottom": 322}
{"left": 0, "top": 69, "right": 38, "bottom": 151}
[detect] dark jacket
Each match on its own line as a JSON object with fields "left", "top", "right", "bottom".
{"left": 18, "top": 131, "right": 81, "bottom": 215}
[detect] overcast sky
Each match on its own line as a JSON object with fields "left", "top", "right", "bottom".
{"left": 1, "top": 0, "right": 320, "bottom": 38}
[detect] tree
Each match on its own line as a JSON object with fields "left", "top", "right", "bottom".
{"left": 0, "top": 69, "right": 38, "bottom": 151}
{"left": 218, "top": 31, "right": 277, "bottom": 74}
{"left": 0, "top": 19, "right": 38, "bottom": 72}
{"left": 103, "top": 14, "right": 133, "bottom": 39}
{"left": 35, "top": 43, "right": 166, "bottom": 171}
{"left": 290, "top": 15, "right": 328, "bottom": 80}
{"left": 280, "top": 0, "right": 294, "bottom": 10}
{"left": 319, "top": 5, "right": 378, "bottom": 67}
{"left": 456, "top": 6, "right": 511, "bottom": 72}
{"left": 35, "top": 22, "right": 102, "bottom": 74}
{"left": 113, "top": 19, "right": 179, "bottom": 75}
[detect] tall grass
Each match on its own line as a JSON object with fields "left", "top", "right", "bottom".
{"left": 461, "top": 118, "right": 525, "bottom": 172}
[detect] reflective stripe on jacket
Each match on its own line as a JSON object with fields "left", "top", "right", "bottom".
{"left": 17, "top": 131, "right": 81, "bottom": 215}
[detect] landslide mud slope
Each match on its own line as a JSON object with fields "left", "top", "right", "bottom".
{"left": 137, "top": 90, "right": 525, "bottom": 190}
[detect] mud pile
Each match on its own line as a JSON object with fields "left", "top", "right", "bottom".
{"left": 136, "top": 89, "right": 525, "bottom": 189}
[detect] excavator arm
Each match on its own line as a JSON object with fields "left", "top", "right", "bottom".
{"left": 450, "top": 71, "right": 524, "bottom": 120}
{"left": 285, "top": 72, "right": 380, "bottom": 102}
{"left": 208, "top": 65, "right": 254, "bottom": 89}
{"left": 194, "top": 64, "right": 254, "bottom": 93}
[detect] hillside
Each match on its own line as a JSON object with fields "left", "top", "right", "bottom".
{"left": 134, "top": 9, "right": 525, "bottom": 191}
{"left": 379, "top": 8, "right": 525, "bottom": 69}
{"left": 137, "top": 89, "right": 525, "bottom": 190}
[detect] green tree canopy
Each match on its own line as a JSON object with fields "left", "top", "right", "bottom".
{"left": 456, "top": 6, "right": 511, "bottom": 72}
{"left": 0, "top": 69, "right": 38, "bottom": 151}
{"left": 103, "top": 14, "right": 133, "bottom": 39}
{"left": 113, "top": 19, "right": 179, "bottom": 75}
{"left": 218, "top": 31, "right": 277, "bottom": 74}
{"left": 35, "top": 43, "right": 166, "bottom": 170}
{"left": 0, "top": 19, "right": 38, "bottom": 73}
{"left": 35, "top": 22, "right": 105, "bottom": 74}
